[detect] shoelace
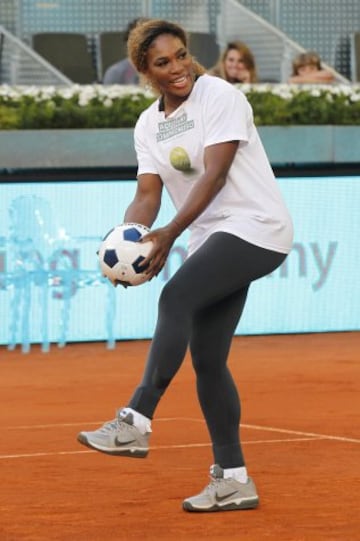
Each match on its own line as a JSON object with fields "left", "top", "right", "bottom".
{"left": 98, "top": 411, "right": 130, "bottom": 434}
{"left": 207, "top": 473, "right": 240, "bottom": 494}
{"left": 98, "top": 419, "right": 118, "bottom": 433}
{"left": 205, "top": 475, "right": 224, "bottom": 493}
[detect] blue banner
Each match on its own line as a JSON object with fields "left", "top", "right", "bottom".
{"left": 0, "top": 176, "right": 359, "bottom": 350}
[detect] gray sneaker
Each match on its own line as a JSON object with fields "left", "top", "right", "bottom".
{"left": 183, "top": 464, "right": 259, "bottom": 512}
{"left": 77, "top": 410, "right": 149, "bottom": 458}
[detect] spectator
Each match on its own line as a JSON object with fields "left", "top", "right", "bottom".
{"left": 102, "top": 18, "right": 147, "bottom": 85}
{"left": 209, "top": 41, "right": 258, "bottom": 83}
{"left": 288, "top": 51, "right": 335, "bottom": 84}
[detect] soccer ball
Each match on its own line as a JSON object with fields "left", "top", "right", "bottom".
{"left": 98, "top": 223, "right": 153, "bottom": 286}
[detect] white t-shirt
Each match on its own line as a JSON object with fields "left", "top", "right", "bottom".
{"left": 134, "top": 74, "right": 294, "bottom": 255}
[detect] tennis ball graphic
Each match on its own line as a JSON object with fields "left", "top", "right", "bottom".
{"left": 169, "top": 147, "right": 191, "bottom": 171}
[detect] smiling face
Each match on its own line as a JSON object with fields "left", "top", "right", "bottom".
{"left": 144, "top": 33, "right": 195, "bottom": 112}
{"left": 224, "top": 48, "right": 250, "bottom": 82}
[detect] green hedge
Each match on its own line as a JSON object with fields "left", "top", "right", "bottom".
{"left": 0, "top": 83, "right": 359, "bottom": 129}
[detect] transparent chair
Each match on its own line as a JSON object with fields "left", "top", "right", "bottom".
{"left": 6, "top": 195, "right": 116, "bottom": 353}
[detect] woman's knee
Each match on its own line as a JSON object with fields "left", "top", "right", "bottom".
{"left": 158, "top": 280, "right": 177, "bottom": 312}
{"left": 191, "top": 346, "right": 218, "bottom": 375}
{"left": 158, "top": 276, "right": 190, "bottom": 316}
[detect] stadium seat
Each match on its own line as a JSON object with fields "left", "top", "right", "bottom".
{"left": 32, "top": 32, "right": 97, "bottom": 84}
{"left": 350, "top": 32, "right": 360, "bottom": 82}
{"left": 188, "top": 32, "right": 220, "bottom": 69}
{"left": 97, "top": 31, "right": 127, "bottom": 81}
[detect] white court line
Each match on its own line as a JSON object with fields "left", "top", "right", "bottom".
{"left": 241, "top": 423, "right": 360, "bottom": 444}
{"left": 0, "top": 450, "right": 93, "bottom": 459}
{"left": 0, "top": 437, "right": 322, "bottom": 460}
{"left": 3, "top": 417, "right": 359, "bottom": 444}
{"left": 3, "top": 418, "right": 203, "bottom": 430}
{"left": 151, "top": 437, "right": 323, "bottom": 449}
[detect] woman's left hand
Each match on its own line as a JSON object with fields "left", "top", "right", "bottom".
{"left": 237, "top": 68, "right": 251, "bottom": 83}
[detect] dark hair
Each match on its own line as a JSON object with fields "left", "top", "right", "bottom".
{"left": 127, "top": 19, "right": 189, "bottom": 73}
{"left": 124, "top": 17, "right": 149, "bottom": 43}
{"left": 127, "top": 18, "right": 206, "bottom": 93}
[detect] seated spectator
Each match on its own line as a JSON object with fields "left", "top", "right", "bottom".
{"left": 103, "top": 57, "right": 138, "bottom": 85}
{"left": 209, "top": 41, "right": 258, "bottom": 84}
{"left": 103, "top": 18, "right": 147, "bottom": 85}
{"left": 288, "top": 51, "right": 335, "bottom": 84}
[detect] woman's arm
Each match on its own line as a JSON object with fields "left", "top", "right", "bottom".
{"left": 288, "top": 69, "right": 335, "bottom": 84}
{"left": 169, "top": 140, "right": 239, "bottom": 235}
{"left": 124, "top": 173, "right": 163, "bottom": 227}
{"left": 142, "top": 140, "right": 239, "bottom": 277}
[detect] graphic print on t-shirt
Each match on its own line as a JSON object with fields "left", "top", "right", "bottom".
{"left": 156, "top": 112, "right": 194, "bottom": 142}
{"left": 169, "top": 146, "right": 192, "bottom": 172}
{"left": 155, "top": 111, "right": 196, "bottom": 174}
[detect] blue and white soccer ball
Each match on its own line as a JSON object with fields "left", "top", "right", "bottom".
{"left": 98, "top": 223, "right": 153, "bottom": 286}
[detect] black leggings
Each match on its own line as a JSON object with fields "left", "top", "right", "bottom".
{"left": 128, "top": 232, "right": 287, "bottom": 468}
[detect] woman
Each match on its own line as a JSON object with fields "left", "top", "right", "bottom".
{"left": 288, "top": 51, "right": 335, "bottom": 84}
{"left": 78, "top": 19, "right": 293, "bottom": 513}
{"left": 209, "top": 41, "right": 258, "bottom": 83}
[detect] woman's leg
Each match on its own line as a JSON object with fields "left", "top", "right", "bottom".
{"left": 189, "top": 288, "right": 249, "bottom": 468}
{"left": 128, "top": 233, "right": 286, "bottom": 419}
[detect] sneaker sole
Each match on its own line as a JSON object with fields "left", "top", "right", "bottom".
{"left": 77, "top": 433, "right": 149, "bottom": 458}
{"left": 182, "top": 497, "right": 259, "bottom": 513}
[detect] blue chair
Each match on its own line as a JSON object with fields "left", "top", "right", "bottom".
{"left": 6, "top": 195, "right": 116, "bottom": 352}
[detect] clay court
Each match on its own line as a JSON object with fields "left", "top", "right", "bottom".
{"left": 1, "top": 331, "right": 359, "bottom": 541}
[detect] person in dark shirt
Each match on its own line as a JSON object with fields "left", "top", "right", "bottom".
{"left": 103, "top": 18, "right": 148, "bottom": 85}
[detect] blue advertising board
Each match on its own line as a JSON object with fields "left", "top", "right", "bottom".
{"left": 0, "top": 176, "right": 359, "bottom": 350}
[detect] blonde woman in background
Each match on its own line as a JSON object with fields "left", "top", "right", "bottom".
{"left": 209, "top": 41, "right": 258, "bottom": 83}
{"left": 288, "top": 51, "right": 335, "bottom": 84}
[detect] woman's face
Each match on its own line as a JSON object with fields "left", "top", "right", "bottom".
{"left": 298, "top": 64, "right": 318, "bottom": 76}
{"left": 144, "top": 33, "right": 194, "bottom": 103}
{"left": 224, "top": 48, "right": 247, "bottom": 81}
